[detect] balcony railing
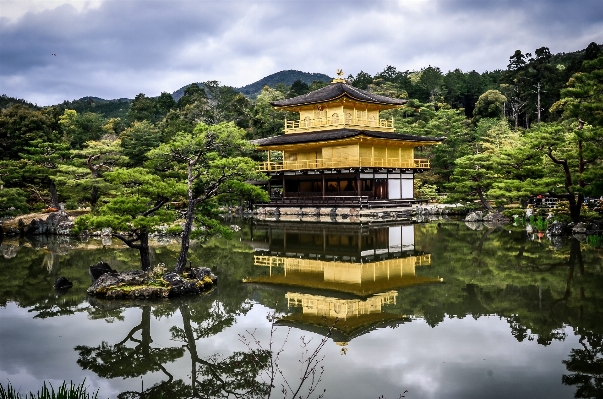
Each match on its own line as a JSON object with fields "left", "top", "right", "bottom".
{"left": 285, "top": 117, "right": 395, "bottom": 133}
{"left": 258, "top": 158, "right": 430, "bottom": 172}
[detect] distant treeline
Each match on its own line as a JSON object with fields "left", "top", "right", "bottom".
{"left": 1, "top": 42, "right": 602, "bottom": 221}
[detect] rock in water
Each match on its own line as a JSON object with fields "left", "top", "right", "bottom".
{"left": 572, "top": 223, "right": 588, "bottom": 234}
{"left": 89, "top": 261, "right": 117, "bottom": 281}
{"left": 465, "top": 221, "right": 483, "bottom": 231}
{"left": 483, "top": 212, "right": 510, "bottom": 224}
{"left": 465, "top": 211, "right": 484, "bottom": 222}
{"left": 547, "top": 221, "right": 566, "bottom": 236}
{"left": 54, "top": 276, "right": 73, "bottom": 290}
{"left": 163, "top": 272, "right": 200, "bottom": 296}
{"left": 87, "top": 270, "right": 149, "bottom": 296}
{"left": 190, "top": 267, "right": 218, "bottom": 283}
{"left": 87, "top": 266, "right": 218, "bottom": 299}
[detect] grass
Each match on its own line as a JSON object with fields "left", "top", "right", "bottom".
{"left": 0, "top": 380, "right": 99, "bottom": 399}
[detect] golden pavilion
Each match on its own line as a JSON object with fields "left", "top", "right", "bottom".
{"left": 254, "top": 71, "right": 444, "bottom": 207}
{"left": 245, "top": 223, "right": 443, "bottom": 343}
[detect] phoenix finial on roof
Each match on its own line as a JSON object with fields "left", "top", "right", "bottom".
{"left": 332, "top": 69, "right": 346, "bottom": 83}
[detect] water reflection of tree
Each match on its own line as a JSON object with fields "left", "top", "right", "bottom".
{"left": 563, "top": 329, "right": 603, "bottom": 399}
{"left": 173, "top": 303, "right": 270, "bottom": 398}
{"left": 75, "top": 305, "right": 188, "bottom": 398}
{"left": 74, "top": 294, "right": 269, "bottom": 398}
{"left": 409, "top": 224, "right": 603, "bottom": 345}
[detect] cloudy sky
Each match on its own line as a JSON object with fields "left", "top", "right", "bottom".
{"left": 1, "top": 0, "right": 602, "bottom": 106}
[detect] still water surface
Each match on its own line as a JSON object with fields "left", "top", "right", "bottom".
{"left": 0, "top": 221, "right": 601, "bottom": 398}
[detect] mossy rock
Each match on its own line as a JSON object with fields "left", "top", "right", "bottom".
{"left": 87, "top": 265, "right": 217, "bottom": 299}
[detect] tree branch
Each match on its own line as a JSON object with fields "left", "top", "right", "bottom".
{"left": 112, "top": 233, "right": 141, "bottom": 249}
{"left": 141, "top": 197, "right": 168, "bottom": 217}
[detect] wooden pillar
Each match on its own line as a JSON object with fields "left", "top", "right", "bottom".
{"left": 322, "top": 173, "right": 325, "bottom": 199}
{"left": 282, "top": 175, "right": 286, "bottom": 197}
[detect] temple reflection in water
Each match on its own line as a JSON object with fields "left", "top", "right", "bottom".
{"left": 247, "top": 223, "right": 442, "bottom": 344}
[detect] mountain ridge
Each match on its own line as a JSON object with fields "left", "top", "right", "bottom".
{"left": 170, "top": 69, "right": 332, "bottom": 101}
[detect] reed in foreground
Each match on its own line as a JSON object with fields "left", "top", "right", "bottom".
{"left": 0, "top": 380, "right": 99, "bottom": 399}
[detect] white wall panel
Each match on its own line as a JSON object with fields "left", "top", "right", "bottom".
{"left": 401, "top": 178, "right": 413, "bottom": 199}
{"left": 388, "top": 179, "right": 401, "bottom": 199}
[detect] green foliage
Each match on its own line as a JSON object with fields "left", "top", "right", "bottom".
{"left": 387, "top": 102, "right": 475, "bottom": 190}
{"left": 0, "top": 105, "right": 58, "bottom": 160}
{"left": 58, "top": 97, "right": 130, "bottom": 120}
{"left": 202, "top": 81, "right": 251, "bottom": 127}
{"left": 472, "top": 90, "right": 507, "bottom": 122}
{"left": 287, "top": 79, "right": 310, "bottom": 97}
{"left": 58, "top": 109, "right": 105, "bottom": 149}
{"left": 414, "top": 178, "right": 439, "bottom": 200}
{"left": 128, "top": 93, "right": 159, "bottom": 124}
{"left": 119, "top": 121, "right": 162, "bottom": 166}
{"left": 160, "top": 83, "right": 214, "bottom": 140}
{"left": 501, "top": 208, "right": 525, "bottom": 219}
{"left": 249, "top": 86, "right": 288, "bottom": 139}
{"left": 553, "top": 54, "right": 603, "bottom": 127}
{"left": 89, "top": 167, "right": 180, "bottom": 219}
{"left": 446, "top": 119, "right": 518, "bottom": 209}
{"left": 190, "top": 216, "right": 233, "bottom": 241}
{"left": 55, "top": 139, "right": 127, "bottom": 207}
{"left": 147, "top": 121, "right": 265, "bottom": 271}
{"left": 587, "top": 234, "right": 602, "bottom": 247}
{"left": 419, "top": 66, "right": 445, "bottom": 103}
{"left": 74, "top": 167, "right": 182, "bottom": 270}
{"left": 367, "top": 79, "right": 408, "bottom": 99}
{"left": 0, "top": 187, "right": 29, "bottom": 217}
{"left": 4, "top": 43, "right": 603, "bottom": 216}
{"left": 528, "top": 215, "right": 548, "bottom": 231}
{"left": 156, "top": 91, "right": 176, "bottom": 117}
{"left": 165, "top": 224, "right": 184, "bottom": 235}
{"left": 0, "top": 94, "right": 36, "bottom": 110}
{"left": 351, "top": 70, "right": 374, "bottom": 89}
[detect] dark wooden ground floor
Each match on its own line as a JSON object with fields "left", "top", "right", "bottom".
{"left": 258, "top": 169, "right": 424, "bottom": 207}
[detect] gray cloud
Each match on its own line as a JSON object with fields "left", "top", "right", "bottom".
{"left": 1, "top": 0, "right": 601, "bottom": 105}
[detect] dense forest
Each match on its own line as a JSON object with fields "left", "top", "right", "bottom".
{"left": 1, "top": 42, "right": 602, "bottom": 225}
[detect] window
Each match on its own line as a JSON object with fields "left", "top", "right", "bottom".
{"left": 331, "top": 113, "right": 339, "bottom": 124}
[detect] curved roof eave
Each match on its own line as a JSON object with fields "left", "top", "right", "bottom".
{"left": 270, "top": 82, "right": 407, "bottom": 108}
{"left": 253, "top": 129, "right": 445, "bottom": 148}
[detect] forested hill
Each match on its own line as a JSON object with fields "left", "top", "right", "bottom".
{"left": 170, "top": 70, "right": 332, "bottom": 101}
{"left": 56, "top": 96, "right": 132, "bottom": 119}
{"left": 0, "top": 94, "right": 37, "bottom": 110}
{"left": 235, "top": 70, "right": 332, "bottom": 98}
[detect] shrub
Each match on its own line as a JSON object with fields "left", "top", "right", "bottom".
{"left": 502, "top": 209, "right": 525, "bottom": 219}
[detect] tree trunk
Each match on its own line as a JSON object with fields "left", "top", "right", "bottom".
{"left": 568, "top": 195, "right": 582, "bottom": 223}
{"left": 90, "top": 185, "right": 99, "bottom": 207}
{"left": 141, "top": 306, "right": 152, "bottom": 358}
{"left": 477, "top": 187, "right": 494, "bottom": 211}
{"left": 180, "top": 304, "right": 198, "bottom": 396}
{"left": 139, "top": 229, "right": 152, "bottom": 271}
{"left": 49, "top": 180, "right": 59, "bottom": 209}
{"left": 175, "top": 197, "right": 195, "bottom": 274}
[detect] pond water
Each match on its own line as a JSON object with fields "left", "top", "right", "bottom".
{"left": 1, "top": 221, "right": 602, "bottom": 399}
